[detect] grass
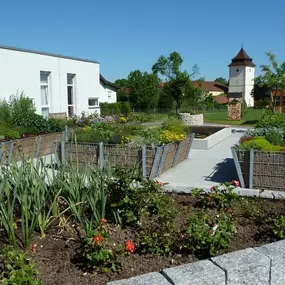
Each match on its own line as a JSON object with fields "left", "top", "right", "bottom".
{"left": 204, "top": 108, "right": 265, "bottom": 126}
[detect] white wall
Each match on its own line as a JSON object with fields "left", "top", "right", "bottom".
{"left": 0, "top": 47, "right": 115, "bottom": 116}
{"left": 228, "top": 65, "right": 255, "bottom": 107}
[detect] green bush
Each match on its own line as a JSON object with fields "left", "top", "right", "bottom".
{"left": 274, "top": 215, "right": 285, "bottom": 239}
{"left": 265, "top": 129, "right": 284, "bottom": 145}
{"left": 121, "top": 102, "right": 132, "bottom": 116}
{"left": 185, "top": 211, "right": 236, "bottom": 256}
{"left": 129, "top": 113, "right": 154, "bottom": 123}
{"left": 100, "top": 102, "right": 122, "bottom": 116}
{"left": 0, "top": 246, "right": 42, "bottom": 284}
{"left": 239, "top": 136, "right": 282, "bottom": 151}
{"left": 257, "top": 111, "right": 285, "bottom": 130}
{"left": 12, "top": 113, "right": 49, "bottom": 133}
{"left": 162, "top": 117, "right": 185, "bottom": 134}
{"left": 47, "top": 118, "right": 66, "bottom": 133}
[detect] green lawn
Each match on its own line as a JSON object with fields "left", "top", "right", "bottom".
{"left": 204, "top": 108, "right": 264, "bottom": 126}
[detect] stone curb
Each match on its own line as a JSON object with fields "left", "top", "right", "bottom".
{"left": 107, "top": 240, "right": 285, "bottom": 285}
{"left": 162, "top": 183, "right": 285, "bottom": 199}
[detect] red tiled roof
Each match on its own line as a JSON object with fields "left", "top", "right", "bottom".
{"left": 213, "top": 95, "right": 228, "bottom": 104}
{"left": 192, "top": 81, "right": 228, "bottom": 93}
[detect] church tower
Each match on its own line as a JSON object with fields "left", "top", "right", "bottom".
{"left": 228, "top": 48, "right": 255, "bottom": 107}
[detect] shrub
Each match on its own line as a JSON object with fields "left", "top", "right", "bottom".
{"left": 0, "top": 124, "right": 21, "bottom": 140}
{"left": 47, "top": 118, "right": 66, "bottom": 132}
{"left": 121, "top": 102, "right": 132, "bottom": 116}
{"left": 257, "top": 111, "right": 285, "bottom": 130}
{"left": 162, "top": 117, "right": 185, "bottom": 134}
{"left": 0, "top": 246, "right": 42, "bottom": 284}
{"left": 191, "top": 184, "right": 239, "bottom": 210}
{"left": 159, "top": 130, "right": 187, "bottom": 144}
{"left": 100, "top": 102, "right": 122, "bottom": 116}
{"left": 129, "top": 113, "right": 154, "bottom": 123}
{"left": 185, "top": 211, "right": 236, "bottom": 256}
{"left": 239, "top": 136, "right": 282, "bottom": 151}
{"left": 273, "top": 215, "right": 285, "bottom": 239}
{"left": 265, "top": 129, "right": 284, "bottom": 145}
{"left": 12, "top": 113, "right": 49, "bottom": 134}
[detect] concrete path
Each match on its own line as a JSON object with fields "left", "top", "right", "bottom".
{"left": 158, "top": 128, "right": 247, "bottom": 188}
{"left": 107, "top": 239, "right": 285, "bottom": 284}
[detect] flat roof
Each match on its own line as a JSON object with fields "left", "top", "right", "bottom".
{"left": 0, "top": 44, "right": 99, "bottom": 64}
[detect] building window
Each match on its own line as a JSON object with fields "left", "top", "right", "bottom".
{"left": 40, "top": 71, "right": 50, "bottom": 118}
{"left": 67, "top": 74, "right": 76, "bottom": 117}
{"left": 108, "top": 91, "right": 112, "bottom": 99}
{"left": 29, "top": 98, "right": 35, "bottom": 107}
{"left": 236, "top": 69, "right": 239, "bottom": 72}
{"left": 88, "top": 97, "right": 99, "bottom": 109}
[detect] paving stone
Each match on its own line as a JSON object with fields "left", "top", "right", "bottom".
{"left": 256, "top": 240, "right": 285, "bottom": 285}
{"left": 212, "top": 248, "right": 270, "bottom": 285}
{"left": 106, "top": 272, "right": 170, "bottom": 285}
{"left": 162, "top": 260, "right": 226, "bottom": 285}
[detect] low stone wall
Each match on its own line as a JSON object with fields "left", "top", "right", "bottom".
{"left": 179, "top": 113, "right": 204, "bottom": 126}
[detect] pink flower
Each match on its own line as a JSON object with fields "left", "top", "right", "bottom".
{"left": 101, "top": 218, "right": 107, "bottom": 223}
{"left": 210, "top": 186, "right": 215, "bottom": 191}
{"left": 31, "top": 242, "right": 37, "bottom": 253}
{"left": 156, "top": 181, "right": 164, "bottom": 187}
{"left": 232, "top": 180, "right": 240, "bottom": 187}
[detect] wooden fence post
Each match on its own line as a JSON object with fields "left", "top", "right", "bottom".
{"left": 249, "top": 148, "right": 254, "bottom": 189}
{"left": 186, "top": 134, "right": 195, "bottom": 158}
{"left": 172, "top": 141, "right": 182, "bottom": 167}
{"left": 157, "top": 145, "right": 169, "bottom": 176}
{"left": 149, "top": 147, "right": 163, "bottom": 179}
{"left": 231, "top": 147, "right": 245, "bottom": 188}
{"left": 34, "top": 135, "right": 42, "bottom": 158}
{"left": 60, "top": 131, "right": 66, "bottom": 165}
{"left": 141, "top": 145, "right": 147, "bottom": 178}
{"left": 7, "top": 141, "right": 14, "bottom": 164}
{"left": 0, "top": 142, "right": 5, "bottom": 165}
{"left": 99, "top": 142, "right": 104, "bottom": 170}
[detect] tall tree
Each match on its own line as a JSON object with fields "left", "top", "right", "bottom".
{"left": 251, "top": 79, "right": 271, "bottom": 108}
{"left": 214, "top": 77, "right": 228, "bottom": 86}
{"left": 257, "top": 52, "right": 285, "bottom": 108}
{"left": 127, "top": 70, "right": 160, "bottom": 109}
{"left": 152, "top": 51, "right": 199, "bottom": 114}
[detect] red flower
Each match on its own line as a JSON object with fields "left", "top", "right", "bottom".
{"left": 227, "top": 208, "right": 233, "bottom": 214}
{"left": 125, "top": 240, "right": 135, "bottom": 253}
{"left": 232, "top": 180, "right": 240, "bottom": 188}
{"left": 31, "top": 242, "right": 37, "bottom": 253}
{"left": 93, "top": 234, "right": 103, "bottom": 245}
{"left": 210, "top": 186, "right": 215, "bottom": 191}
{"left": 101, "top": 218, "right": 107, "bottom": 223}
{"left": 156, "top": 181, "right": 164, "bottom": 187}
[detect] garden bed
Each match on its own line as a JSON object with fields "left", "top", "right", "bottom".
{"left": 232, "top": 148, "right": 285, "bottom": 191}
{"left": 62, "top": 134, "right": 194, "bottom": 178}
{"left": 0, "top": 132, "right": 63, "bottom": 164}
{"left": 17, "top": 193, "right": 284, "bottom": 285}
{"left": 191, "top": 126, "right": 232, "bottom": 150}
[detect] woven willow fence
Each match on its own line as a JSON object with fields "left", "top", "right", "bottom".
{"left": 232, "top": 147, "right": 285, "bottom": 191}
{"left": 61, "top": 134, "right": 194, "bottom": 179}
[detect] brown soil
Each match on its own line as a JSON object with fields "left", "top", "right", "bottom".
{"left": 4, "top": 194, "right": 285, "bottom": 285}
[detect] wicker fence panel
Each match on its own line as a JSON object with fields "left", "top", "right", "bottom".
{"left": 103, "top": 144, "right": 141, "bottom": 167}
{"left": 235, "top": 149, "right": 285, "bottom": 191}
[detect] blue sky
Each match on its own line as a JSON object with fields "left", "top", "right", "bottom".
{"left": 1, "top": 0, "right": 284, "bottom": 82}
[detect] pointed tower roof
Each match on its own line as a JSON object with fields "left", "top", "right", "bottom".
{"left": 229, "top": 48, "right": 256, "bottom": 67}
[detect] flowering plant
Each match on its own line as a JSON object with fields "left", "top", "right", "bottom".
{"left": 159, "top": 130, "right": 187, "bottom": 144}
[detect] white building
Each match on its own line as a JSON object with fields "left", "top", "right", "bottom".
{"left": 0, "top": 45, "right": 118, "bottom": 117}
{"left": 228, "top": 48, "right": 255, "bottom": 107}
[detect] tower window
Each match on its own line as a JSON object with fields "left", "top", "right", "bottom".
{"left": 236, "top": 69, "right": 239, "bottom": 72}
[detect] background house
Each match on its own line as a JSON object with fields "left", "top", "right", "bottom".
{"left": 193, "top": 81, "right": 229, "bottom": 104}
{"left": 0, "top": 45, "right": 118, "bottom": 117}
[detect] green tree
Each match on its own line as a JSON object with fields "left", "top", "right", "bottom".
{"left": 114, "top": 78, "right": 131, "bottom": 103}
{"left": 214, "top": 77, "right": 228, "bottom": 86}
{"left": 152, "top": 51, "right": 199, "bottom": 115}
{"left": 251, "top": 79, "right": 271, "bottom": 108}
{"left": 257, "top": 52, "right": 285, "bottom": 108}
{"left": 127, "top": 70, "right": 160, "bottom": 109}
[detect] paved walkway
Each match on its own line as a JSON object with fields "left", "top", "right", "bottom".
{"left": 158, "top": 128, "right": 247, "bottom": 188}
{"left": 107, "top": 239, "right": 285, "bottom": 284}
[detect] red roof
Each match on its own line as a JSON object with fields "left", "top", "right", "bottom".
{"left": 213, "top": 95, "right": 229, "bottom": 104}
{"left": 192, "top": 81, "right": 228, "bottom": 93}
